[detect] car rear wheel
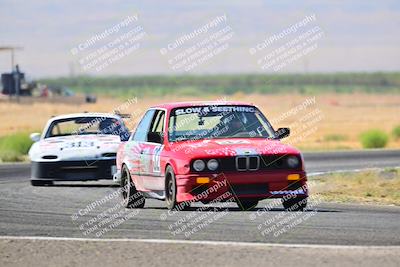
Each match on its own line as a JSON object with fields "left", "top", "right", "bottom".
{"left": 236, "top": 199, "right": 259, "bottom": 211}
{"left": 121, "top": 166, "right": 145, "bottom": 209}
{"left": 282, "top": 197, "right": 307, "bottom": 211}
{"left": 30, "top": 180, "right": 53, "bottom": 186}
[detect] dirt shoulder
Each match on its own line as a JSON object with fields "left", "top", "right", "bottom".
{"left": 309, "top": 168, "right": 400, "bottom": 206}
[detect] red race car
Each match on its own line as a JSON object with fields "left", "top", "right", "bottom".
{"left": 115, "top": 101, "right": 308, "bottom": 211}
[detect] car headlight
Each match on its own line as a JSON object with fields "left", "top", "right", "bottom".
{"left": 193, "top": 159, "right": 206, "bottom": 171}
{"left": 287, "top": 156, "right": 300, "bottom": 168}
{"left": 207, "top": 159, "right": 219, "bottom": 171}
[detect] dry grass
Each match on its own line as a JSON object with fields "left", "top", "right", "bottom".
{"left": 310, "top": 169, "right": 400, "bottom": 206}
{"left": 0, "top": 93, "right": 400, "bottom": 151}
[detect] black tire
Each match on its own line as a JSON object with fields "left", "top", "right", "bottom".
{"left": 165, "top": 165, "right": 188, "bottom": 210}
{"left": 30, "top": 180, "right": 53, "bottom": 186}
{"left": 282, "top": 197, "right": 307, "bottom": 211}
{"left": 121, "top": 166, "right": 145, "bottom": 209}
{"left": 236, "top": 199, "right": 259, "bottom": 211}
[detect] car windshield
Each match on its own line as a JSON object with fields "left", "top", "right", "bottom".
{"left": 45, "top": 116, "right": 130, "bottom": 141}
{"left": 168, "top": 105, "right": 275, "bottom": 142}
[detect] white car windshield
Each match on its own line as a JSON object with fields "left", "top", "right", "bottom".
{"left": 168, "top": 105, "right": 275, "bottom": 142}
{"left": 45, "top": 117, "right": 130, "bottom": 141}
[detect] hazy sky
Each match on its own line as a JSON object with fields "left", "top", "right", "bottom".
{"left": 0, "top": 0, "right": 399, "bottom": 78}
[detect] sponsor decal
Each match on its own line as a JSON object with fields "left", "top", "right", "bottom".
{"left": 152, "top": 145, "right": 164, "bottom": 173}
{"left": 234, "top": 147, "right": 258, "bottom": 155}
{"left": 215, "top": 140, "right": 250, "bottom": 145}
{"left": 46, "top": 140, "right": 64, "bottom": 144}
{"left": 63, "top": 141, "right": 95, "bottom": 149}
{"left": 270, "top": 189, "right": 306, "bottom": 195}
{"left": 40, "top": 142, "right": 58, "bottom": 148}
{"left": 140, "top": 147, "right": 151, "bottom": 173}
{"left": 174, "top": 106, "right": 255, "bottom": 115}
{"left": 204, "top": 147, "right": 236, "bottom": 156}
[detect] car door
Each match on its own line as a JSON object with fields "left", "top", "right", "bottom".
{"left": 141, "top": 109, "right": 166, "bottom": 191}
{"left": 125, "top": 109, "right": 155, "bottom": 190}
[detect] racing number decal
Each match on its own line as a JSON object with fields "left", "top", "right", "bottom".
{"left": 140, "top": 147, "right": 151, "bottom": 173}
{"left": 152, "top": 145, "right": 163, "bottom": 173}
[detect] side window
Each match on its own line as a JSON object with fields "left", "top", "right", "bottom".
{"left": 133, "top": 110, "right": 155, "bottom": 142}
{"left": 150, "top": 110, "right": 165, "bottom": 133}
{"left": 147, "top": 110, "right": 165, "bottom": 144}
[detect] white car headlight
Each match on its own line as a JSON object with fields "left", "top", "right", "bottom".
{"left": 193, "top": 159, "right": 206, "bottom": 171}
{"left": 207, "top": 159, "right": 219, "bottom": 171}
{"left": 287, "top": 156, "right": 300, "bottom": 168}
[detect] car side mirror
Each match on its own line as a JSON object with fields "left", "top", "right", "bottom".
{"left": 275, "top": 128, "right": 290, "bottom": 139}
{"left": 30, "top": 133, "right": 41, "bottom": 142}
{"left": 147, "top": 132, "right": 163, "bottom": 144}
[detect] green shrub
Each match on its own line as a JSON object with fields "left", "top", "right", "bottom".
{"left": 392, "top": 125, "right": 400, "bottom": 140}
{"left": 360, "top": 130, "right": 388, "bottom": 148}
{"left": 0, "top": 133, "right": 33, "bottom": 162}
{"left": 0, "top": 150, "right": 24, "bottom": 162}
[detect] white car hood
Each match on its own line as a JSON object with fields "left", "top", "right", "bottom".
{"left": 29, "top": 134, "right": 121, "bottom": 162}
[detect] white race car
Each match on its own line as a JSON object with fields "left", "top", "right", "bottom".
{"left": 29, "top": 113, "right": 130, "bottom": 186}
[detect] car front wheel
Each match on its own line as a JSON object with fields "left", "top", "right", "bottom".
{"left": 165, "top": 166, "right": 178, "bottom": 210}
{"left": 165, "top": 166, "right": 191, "bottom": 210}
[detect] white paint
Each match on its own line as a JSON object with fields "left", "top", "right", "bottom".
{"left": 307, "top": 167, "right": 400, "bottom": 177}
{"left": 0, "top": 236, "right": 398, "bottom": 249}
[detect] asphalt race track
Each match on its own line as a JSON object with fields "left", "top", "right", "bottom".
{"left": 303, "top": 149, "right": 400, "bottom": 175}
{"left": 0, "top": 150, "right": 399, "bottom": 266}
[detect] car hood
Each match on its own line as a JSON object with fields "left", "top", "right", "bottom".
{"left": 169, "top": 138, "right": 300, "bottom": 158}
{"left": 29, "top": 134, "right": 121, "bottom": 161}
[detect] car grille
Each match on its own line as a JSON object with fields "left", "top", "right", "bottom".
{"left": 219, "top": 155, "right": 301, "bottom": 172}
{"left": 235, "top": 156, "right": 260, "bottom": 171}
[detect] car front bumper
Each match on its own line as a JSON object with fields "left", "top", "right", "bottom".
{"left": 175, "top": 170, "right": 308, "bottom": 202}
{"left": 31, "top": 159, "right": 117, "bottom": 181}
